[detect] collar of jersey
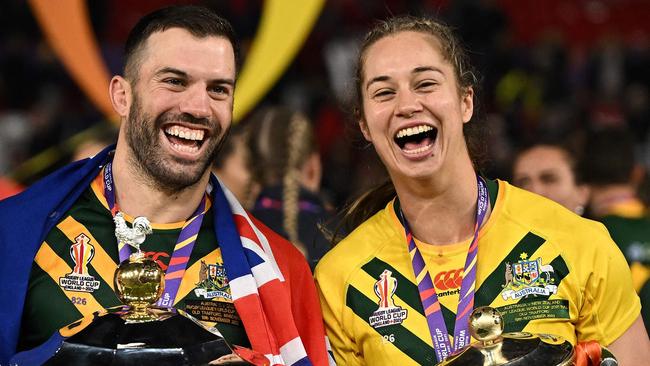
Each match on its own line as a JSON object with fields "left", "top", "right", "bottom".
{"left": 90, "top": 169, "right": 212, "bottom": 230}
{"left": 387, "top": 178, "right": 504, "bottom": 249}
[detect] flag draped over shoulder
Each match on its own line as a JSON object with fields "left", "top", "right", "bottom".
{"left": 212, "top": 176, "right": 333, "bottom": 366}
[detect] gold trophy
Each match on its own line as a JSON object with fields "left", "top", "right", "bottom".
{"left": 436, "top": 306, "right": 618, "bottom": 366}
{"left": 39, "top": 215, "right": 261, "bottom": 365}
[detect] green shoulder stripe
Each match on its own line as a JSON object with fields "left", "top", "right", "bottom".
{"left": 346, "top": 285, "right": 438, "bottom": 365}
{"left": 475, "top": 232, "right": 546, "bottom": 305}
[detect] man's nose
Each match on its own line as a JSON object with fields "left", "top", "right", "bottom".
{"left": 179, "top": 84, "right": 211, "bottom": 119}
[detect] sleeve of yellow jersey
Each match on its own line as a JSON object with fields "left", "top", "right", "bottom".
{"left": 315, "top": 265, "right": 363, "bottom": 366}
{"left": 575, "top": 223, "right": 642, "bottom": 346}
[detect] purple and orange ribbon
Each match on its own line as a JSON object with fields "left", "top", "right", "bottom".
{"left": 103, "top": 161, "right": 208, "bottom": 307}
{"left": 398, "top": 175, "right": 488, "bottom": 362}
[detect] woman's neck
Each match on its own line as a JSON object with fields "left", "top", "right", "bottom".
{"left": 395, "top": 167, "right": 487, "bottom": 246}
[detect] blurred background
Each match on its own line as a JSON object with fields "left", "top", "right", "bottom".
{"left": 1, "top": 0, "right": 650, "bottom": 208}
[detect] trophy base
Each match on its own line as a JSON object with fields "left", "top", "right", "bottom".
{"left": 42, "top": 306, "right": 251, "bottom": 366}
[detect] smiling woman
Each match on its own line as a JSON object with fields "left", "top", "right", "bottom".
{"left": 314, "top": 15, "right": 649, "bottom": 366}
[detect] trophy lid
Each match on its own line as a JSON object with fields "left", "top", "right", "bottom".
{"left": 436, "top": 307, "right": 574, "bottom": 366}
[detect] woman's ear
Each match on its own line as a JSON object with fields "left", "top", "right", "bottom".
{"left": 109, "top": 76, "right": 131, "bottom": 118}
{"left": 359, "top": 119, "right": 372, "bottom": 142}
{"left": 461, "top": 87, "right": 474, "bottom": 123}
{"left": 301, "top": 152, "right": 322, "bottom": 193}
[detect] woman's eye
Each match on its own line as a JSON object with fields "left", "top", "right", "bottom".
{"left": 417, "top": 81, "right": 436, "bottom": 89}
{"left": 373, "top": 89, "right": 394, "bottom": 99}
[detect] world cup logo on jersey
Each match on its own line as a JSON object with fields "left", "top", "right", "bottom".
{"left": 59, "top": 233, "right": 101, "bottom": 292}
{"left": 375, "top": 269, "right": 397, "bottom": 308}
{"left": 70, "top": 233, "right": 94, "bottom": 276}
{"left": 369, "top": 269, "right": 408, "bottom": 328}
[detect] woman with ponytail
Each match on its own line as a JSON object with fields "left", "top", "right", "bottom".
{"left": 314, "top": 15, "right": 648, "bottom": 365}
{"left": 246, "top": 106, "right": 332, "bottom": 270}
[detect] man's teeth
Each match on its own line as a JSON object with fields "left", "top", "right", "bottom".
{"left": 165, "top": 126, "right": 205, "bottom": 141}
{"left": 170, "top": 142, "right": 199, "bottom": 153}
{"left": 396, "top": 125, "right": 433, "bottom": 138}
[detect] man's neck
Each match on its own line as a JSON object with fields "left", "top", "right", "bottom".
{"left": 110, "top": 151, "right": 210, "bottom": 224}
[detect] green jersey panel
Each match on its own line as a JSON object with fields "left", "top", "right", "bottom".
{"left": 19, "top": 173, "right": 248, "bottom": 351}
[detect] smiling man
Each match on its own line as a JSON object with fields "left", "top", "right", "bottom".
{"left": 0, "top": 6, "right": 332, "bottom": 366}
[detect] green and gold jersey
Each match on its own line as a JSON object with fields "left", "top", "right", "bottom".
{"left": 600, "top": 213, "right": 650, "bottom": 292}
{"left": 315, "top": 179, "right": 640, "bottom": 366}
{"left": 18, "top": 173, "right": 248, "bottom": 351}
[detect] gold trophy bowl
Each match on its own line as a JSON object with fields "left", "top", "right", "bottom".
{"left": 114, "top": 252, "right": 165, "bottom": 322}
{"left": 436, "top": 306, "right": 617, "bottom": 366}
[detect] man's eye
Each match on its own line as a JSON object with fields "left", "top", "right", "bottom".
{"left": 209, "top": 85, "right": 231, "bottom": 96}
{"left": 210, "top": 86, "right": 226, "bottom": 94}
{"left": 164, "top": 78, "right": 184, "bottom": 86}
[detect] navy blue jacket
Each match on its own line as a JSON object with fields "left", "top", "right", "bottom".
{"left": 0, "top": 146, "right": 115, "bottom": 363}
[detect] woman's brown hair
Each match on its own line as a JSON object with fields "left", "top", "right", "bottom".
{"left": 334, "top": 15, "right": 486, "bottom": 242}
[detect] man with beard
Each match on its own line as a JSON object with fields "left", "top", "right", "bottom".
{"left": 0, "top": 6, "right": 332, "bottom": 366}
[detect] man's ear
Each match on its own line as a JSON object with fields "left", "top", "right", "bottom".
{"left": 359, "top": 119, "right": 372, "bottom": 142}
{"left": 109, "top": 76, "right": 131, "bottom": 118}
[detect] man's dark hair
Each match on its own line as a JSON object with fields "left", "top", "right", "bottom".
{"left": 123, "top": 5, "right": 240, "bottom": 81}
{"left": 580, "top": 127, "right": 636, "bottom": 186}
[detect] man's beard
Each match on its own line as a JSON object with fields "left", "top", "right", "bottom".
{"left": 125, "top": 93, "right": 229, "bottom": 194}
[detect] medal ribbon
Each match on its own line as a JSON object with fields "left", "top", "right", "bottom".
{"left": 103, "top": 161, "right": 208, "bottom": 307}
{"left": 398, "top": 175, "right": 488, "bottom": 363}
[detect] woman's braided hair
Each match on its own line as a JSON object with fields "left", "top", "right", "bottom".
{"left": 246, "top": 107, "right": 317, "bottom": 253}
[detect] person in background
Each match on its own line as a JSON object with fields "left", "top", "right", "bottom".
{"left": 511, "top": 140, "right": 589, "bottom": 216}
{"left": 212, "top": 122, "right": 259, "bottom": 208}
{"left": 0, "top": 6, "right": 332, "bottom": 365}
{"left": 71, "top": 124, "right": 119, "bottom": 162}
{"left": 245, "top": 106, "right": 332, "bottom": 270}
{"left": 314, "top": 15, "right": 648, "bottom": 365}
{"left": 580, "top": 126, "right": 650, "bottom": 334}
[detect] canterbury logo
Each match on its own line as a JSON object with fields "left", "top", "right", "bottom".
{"left": 144, "top": 251, "right": 170, "bottom": 270}
{"left": 433, "top": 269, "right": 463, "bottom": 290}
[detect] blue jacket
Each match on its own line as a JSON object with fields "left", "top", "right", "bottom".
{"left": 0, "top": 146, "right": 115, "bottom": 364}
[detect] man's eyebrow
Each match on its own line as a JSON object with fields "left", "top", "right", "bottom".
{"left": 155, "top": 67, "right": 187, "bottom": 78}
{"left": 209, "top": 78, "right": 235, "bottom": 86}
{"left": 155, "top": 67, "right": 234, "bottom": 86}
